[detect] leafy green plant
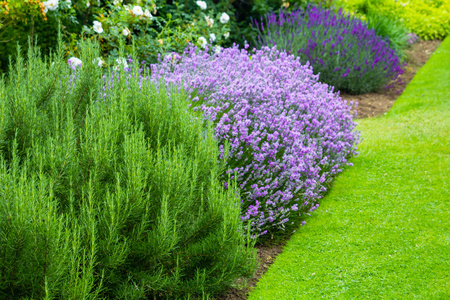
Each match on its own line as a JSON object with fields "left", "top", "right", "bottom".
{"left": 401, "top": 0, "right": 450, "bottom": 40}
{"left": 0, "top": 37, "right": 257, "bottom": 299}
{"left": 0, "top": 0, "right": 46, "bottom": 45}
{"left": 0, "top": 1, "right": 236, "bottom": 72}
{"left": 334, "top": 0, "right": 450, "bottom": 40}
{"left": 0, "top": 0, "right": 79, "bottom": 71}
{"left": 82, "top": 0, "right": 235, "bottom": 64}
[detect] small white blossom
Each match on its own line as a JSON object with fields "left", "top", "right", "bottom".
{"left": 196, "top": 1, "right": 207, "bottom": 10}
{"left": 198, "top": 36, "right": 207, "bottom": 48}
{"left": 113, "top": 0, "right": 120, "bottom": 5}
{"left": 123, "top": 28, "right": 131, "bottom": 36}
{"left": 113, "top": 58, "right": 129, "bottom": 71}
{"left": 93, "top": 21, "right": 103, "bottom": 34}
{"left": 224, "top": 32, "right": 230, "bottom": 39}
{"left": 87, "top": 1, "right": 90, "bottom": 8}
{"left": 144, "top": 9, "right": 153, "bottom": 19}
{"left": 209, "top": 33, "right": 216, "bottom": 42}
{"left": 214, "top": 46, "right": 222, "bottom": 54}
{"left": 219, "top": 12, "right": 230, "bottom": 24}
{"left": 68, "top": 57, "right": 82, "bottom": 68}
{"left": 132, "top": 6, "right": 143, "bottom": 16}
{"left": 94, "top": 57, "right": 105, "bottom": 67}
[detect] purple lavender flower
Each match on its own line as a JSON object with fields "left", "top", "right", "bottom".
{"left": 251, "top": 5, "right": 405, "bottom": 95}
{"left": 149, "top": 44, "right": 359, "bottom": 237}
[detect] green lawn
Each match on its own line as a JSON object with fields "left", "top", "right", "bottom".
{"left": 248, "top": 37, "right": 450, "bottom": 299}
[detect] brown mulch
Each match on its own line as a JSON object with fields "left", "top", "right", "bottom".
{"left": 342, "top": 39, "right": 442, "bottom": 118}
{"left": 214, "top": 39, "right": 442, "bottom": 300}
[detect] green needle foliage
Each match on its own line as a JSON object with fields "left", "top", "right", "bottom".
{"left": 0, "top": 35, "right": 257, "bottom": 299}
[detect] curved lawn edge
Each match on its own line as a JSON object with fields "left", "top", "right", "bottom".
{"left": 247, "top": 36, "right": 450, "bottom": 299}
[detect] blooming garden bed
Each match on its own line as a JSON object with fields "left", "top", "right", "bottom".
{"left": 0, "top": 0, "right": 448, "bottom": 299}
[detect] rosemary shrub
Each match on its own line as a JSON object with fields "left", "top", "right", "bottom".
{"left": 0, "top": 37, "right": 256, "bottom": 299}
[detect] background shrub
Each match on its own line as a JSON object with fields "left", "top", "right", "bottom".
{"left": 229, "top": 0, "right": 330, "bottom": 47}
{"left": 334, "top": 0, "right": 450, "bottom": 40}
{"left": 150, "top": 44, "right": 360, "bottom": 238}
{"left": 0, "top": 39, "right": 256, "bottom": 299}
{"left": 0, "top": 0, "right": 77, "bottom": 71}
{"left": 82, "top": 0, "right": 237, "bottom": 66}
{"left": 251, "top": 5, "right": 405, "bottom": 94}
{"left": 0, "top": 0, "right": 239, "bottom": 72}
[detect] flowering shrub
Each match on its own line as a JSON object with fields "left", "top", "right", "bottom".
{"left": 226, "top": 0, "right": 329, "bottom": 48}
{"left": 82, "top": 0, "right": 235, "bottom": 65}
{"left": 251, "top": 5, "right": 405, "bottom": 94}
{"left": 0, "top": 1, "right": 236, "bottom": 71}
{"left": 150, "top": 44, "right": 360, "bottom": 237}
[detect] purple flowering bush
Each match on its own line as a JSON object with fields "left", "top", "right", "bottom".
{"left": 251, "top": 5, "right": 405, "bottom": 95}
{"left": 150, "top": 44, "right": 360, "bottom": 238}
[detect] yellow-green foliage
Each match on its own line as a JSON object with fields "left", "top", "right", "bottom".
{"left": 402, "top": 0, "right": 450, "bottom": 40}
{"left": 334, "top": 0, "right": 450, "bottom": 40}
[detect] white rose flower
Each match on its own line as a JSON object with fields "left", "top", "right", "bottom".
{"left": 93, "top": 21, "right": 103, "bottom": 34}
{"left": 44, "top": 0, "right": 59, "bottom": 11}
{"left": 219, "top": 12, "right": 230, "bottom": 24}
{"left": 123, "top": 28, "right": 131, "bottom": 36}
{"left": 132, "top": 6, "right": 143, "bottom": 16}
{"left": 68, "top": 57, "right": 82, "bottom": 68}
{"left": 43, "top": 4, "right": 49, "bottom": 13}
{"left": 198, "top": 36, "right": 207, "bottom": 48}
{"left": 196, "top": 1, "right": 207, "bottom": 10}
{"left": 144, "top": 9, "right": 153, "bottom": 19}
{"left": 224, "top": 32, "right": 230, "bottom": 39}
{"left": 209, "top": 33, "right": 216, "bottom": 42}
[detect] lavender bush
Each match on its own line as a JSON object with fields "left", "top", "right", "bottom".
{"left": 150, "top": 44, "right": 360, "bottom": 238}
{"left": 251, "top": 5, "right": 405, "bottom": 95}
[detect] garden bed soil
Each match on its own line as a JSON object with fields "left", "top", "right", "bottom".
{"left": 343, "top": 40, "right": 441, "bottom": 119}
{"left": 215, "top": 39, "right": 441, "bottom": 300}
